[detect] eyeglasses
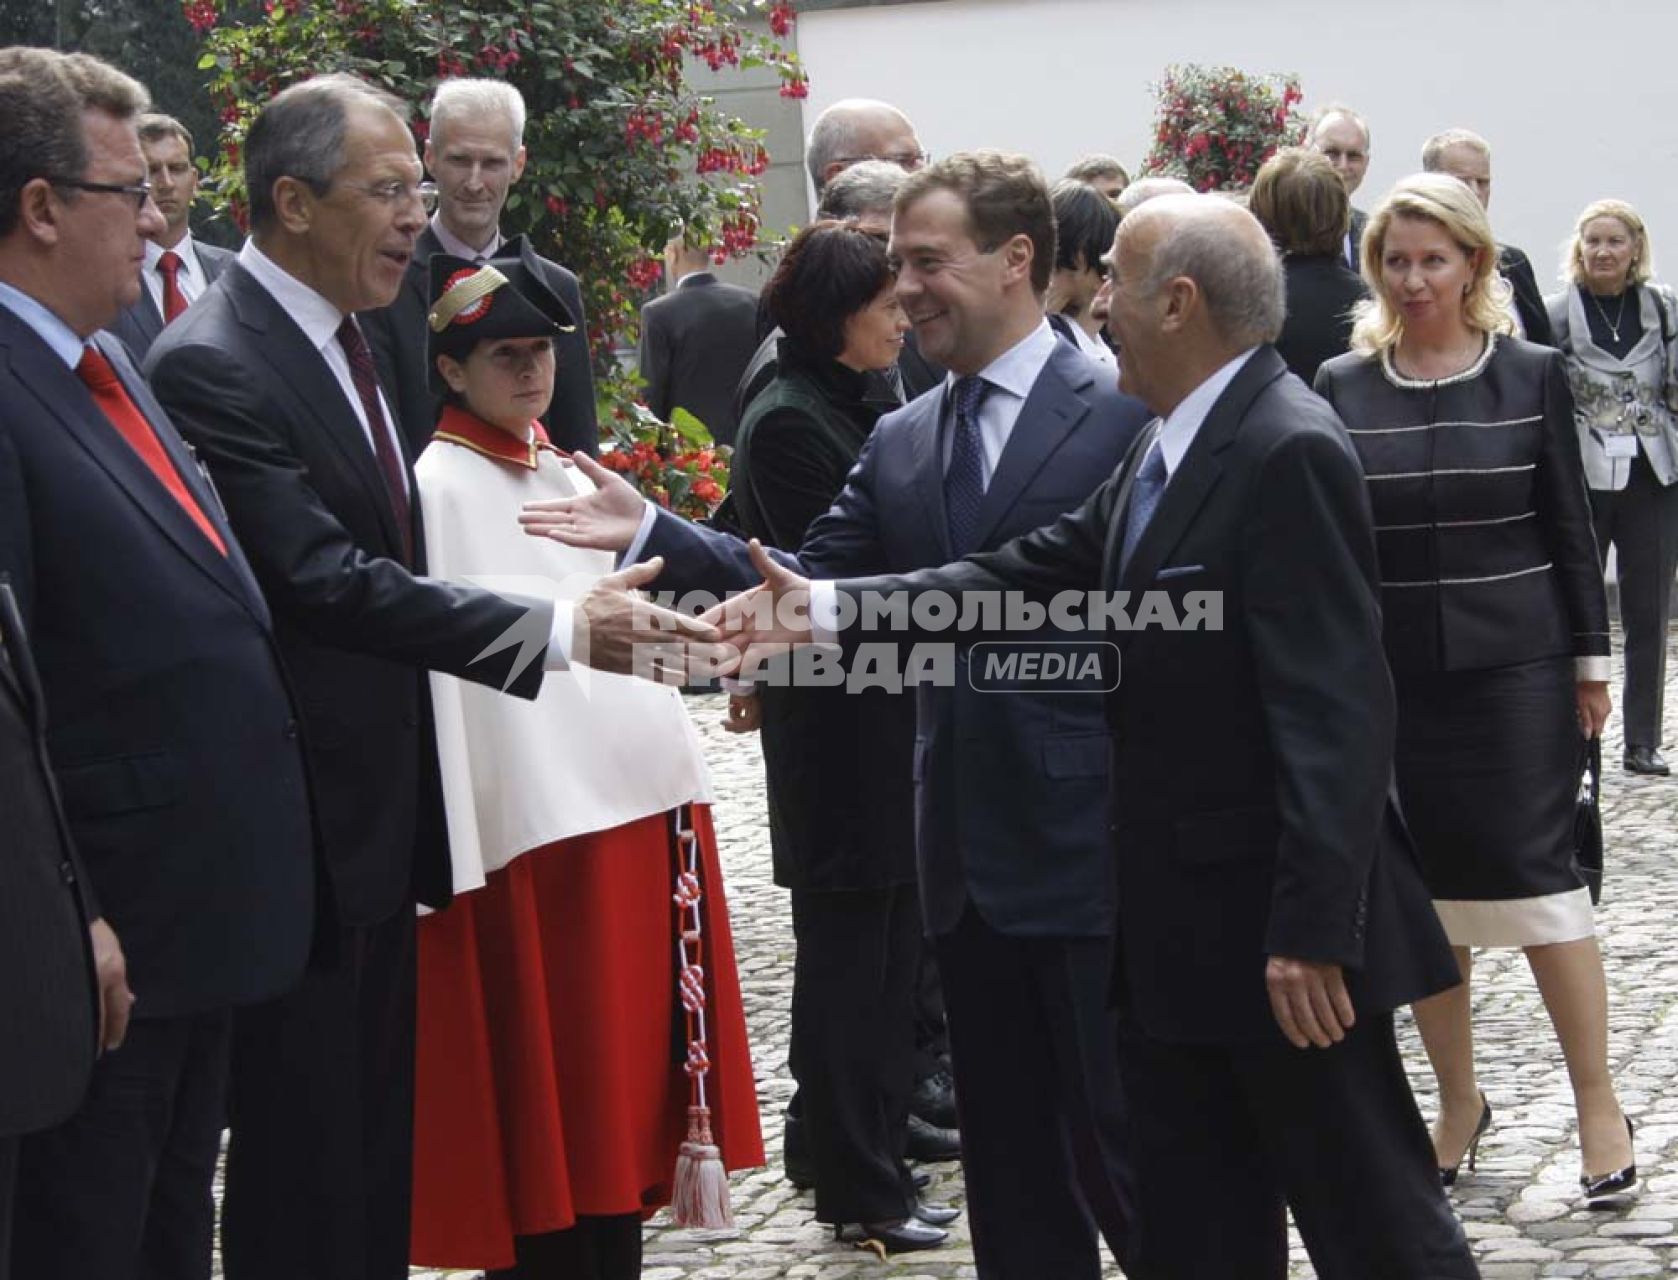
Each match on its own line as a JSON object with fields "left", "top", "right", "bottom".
{"left": 337, "top": 179, "right": 440, "bottom": 213}
{"left": 836, "top": 150, "right": 931, "bottom": 172}
{"left": 51, "top": 177, "right": 154, "bottom": 213}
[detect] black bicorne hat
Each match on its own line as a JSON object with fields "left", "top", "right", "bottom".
{"left": 426, "top": 236, "right": 577, "bottom": 393}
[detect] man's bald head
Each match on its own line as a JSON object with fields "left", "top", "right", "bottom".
{"left": 1125, "top": 194, "right": 1283, "bottom": 347}
{"left": 806, "top": 98, "right": 923, "bottom": 194}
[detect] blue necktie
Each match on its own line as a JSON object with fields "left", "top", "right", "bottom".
{"left": 945, "top": 375, "right": 989, "bottom": 555}
{"left": 1120, "top": 443, "right": 1168, "bottom": 574}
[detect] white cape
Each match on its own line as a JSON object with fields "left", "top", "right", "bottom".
{"left": 416, "top": 433, "right": 713, "bottom": 898}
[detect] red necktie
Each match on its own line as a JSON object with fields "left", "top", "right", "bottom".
{"left": 334, "top": 317, "right": 412, "bottom": 563}
{"left": 76, "top": 347, "right": 227, "bottom": 557}
{"left": 157, "top": 250, "right": 188, "bottom": 323}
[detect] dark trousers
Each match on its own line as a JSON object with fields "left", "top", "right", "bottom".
{"left": 1592, "top": 452, "right": 1678, "bottom": 749}
{"left": 11, "top": 1011, "right": 231, "bottom": 1280}
{"left": 912, "top": 937, "right": 951, "bottom": 1079}
{"left": 788, "top": 884, "right": 919, "bottom": 1224}
{"left": 935, "top": 907, "right": 1139, "bottom": 1280}
{"left": 485, "top": 1214, "right": 643, "bottom": 1280}
{"left": 0, "top": 1136, "right": 15, "bottom": 1280}
{"left": 1122, "top": 1013, "right": 1477, "bottom": 1280}
{"left": 221, "top": 908, "right": 416, "bottom": 1280}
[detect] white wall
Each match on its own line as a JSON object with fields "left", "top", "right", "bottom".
{"left": 798, "top": 0, "right": 1678, "bottom": 292}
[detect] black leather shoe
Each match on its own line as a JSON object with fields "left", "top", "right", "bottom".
{"left": 1581, "top": 1117, "right": 1638, "bottom": 1208}
{"left": 1624, "top": 746, "right": 1670, "bottom": 776}
{"left": 905, "top": 1113, "right": 961, "bottom": 1163}
{"left": 909, "top": 1068, "right": 959, "bottom": 1129}
{"left": 913, "top": 1199, "right": 961, "bottom": 1226}
{"left": 835, "top": 1218, "right": 949, "bottom": 1253}
{"left": 912, "top": 1170, "right": 931, "bottom": 1191}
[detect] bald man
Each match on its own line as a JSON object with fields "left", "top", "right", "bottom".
{"left": 804, "top": 98, "right": 925, "bottom": 199}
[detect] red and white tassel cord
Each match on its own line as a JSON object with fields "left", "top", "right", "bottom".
{"left": 669, "top": 807, "right": 734, "bottom": 1230}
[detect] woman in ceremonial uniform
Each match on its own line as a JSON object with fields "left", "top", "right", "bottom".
{"left": 1315, "top": 175, "right": 1633, "bottom": 1205}
{"left": 408, "top": 242, "right": 762, "bottom": 1280}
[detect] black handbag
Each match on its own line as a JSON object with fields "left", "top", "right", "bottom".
{"left": 1574, "top": 736, "right": 1604, "bottom": 905}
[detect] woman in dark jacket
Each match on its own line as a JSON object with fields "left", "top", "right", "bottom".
{"left": 728, "top": 222, "right": 956, "bottom": 1253}
{"left": 1316, "top": 175, "right": 1633, "bottom": 1206}
{"left": 1249, "top": 147, "right": 1368, "bottom": 384}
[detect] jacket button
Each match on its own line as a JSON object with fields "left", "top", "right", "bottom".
{"left": 284, "top": 719, "right": 299, "bottom": 740}
{"left": 58, "top": 860, "right": 76, "bottom": 885}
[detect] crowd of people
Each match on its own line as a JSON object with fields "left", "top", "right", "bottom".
{"left": 0, "top": 39, "right": 1671, "bottom": 1280}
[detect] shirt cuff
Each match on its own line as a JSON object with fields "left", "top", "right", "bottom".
{"left": 808, "top": 580, "right": 843, "bottom": 646}
{"left": 618, "top": 504, "right": 661, "bottom": 568}
{"left": 1575, "top": 655, "right": 1611, "bottom": 682}
{"left": 544, "top": 601, "right": 575, "bottom": 669}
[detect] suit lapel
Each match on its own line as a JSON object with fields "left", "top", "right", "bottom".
{"left": 1114, "top": 350, "right": 1288, "bottom": 617}
{"left": 910, "top": 385, "right": 955, "bottom": 559}
{"left": 970, "top": 344, "right": 1088, "bottom": 549}
{"left": 134, "top": 287, "right": 164, "bottom": 348}
{"left": 226, "top": 266, "right": 409, "bottom": 557}
{"left": 0, "top": 582, "right": 29, "bottom": 714}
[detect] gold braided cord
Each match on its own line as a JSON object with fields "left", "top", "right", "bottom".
{"left": 427, "top": 265, "right": 508, "bottom": 332}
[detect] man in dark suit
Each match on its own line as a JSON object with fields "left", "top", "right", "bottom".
{"left": 713, "top": 194, "right": 1478, "bottom": 1279}
{"left": 105, "top": 113, "right": 234, "bottom": 359}
{"left": 0, "top": 49, "right": 318, "bottom": 1279}
{"left": 1306, "top": 103, "right": 1372, "bottom": 271}
{"left": 1423, "top": 127, "right": 1556, "bottom": 346}
{"left": 637, "top": 235, "right": 759, "bottom": 445}
{"left": 0, "top": 578, "right": 114, "bottom": 1280}
{"left": 362, "top": 77, "right": 596, "bottom": 455}
{"left": 524, "top": 151, "right": 1152, "bottom": 1278}
{"left": 145, "top": 73, "right": 715, "bottom": 1280}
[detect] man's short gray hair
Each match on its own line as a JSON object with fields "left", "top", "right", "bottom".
{"left": 1142, "top": 209, "right": 1285, "bottom": 347}
{"left": 245, "top": 73, "right": 405, "bottom": 233}
{"left": 1308, "top": 102, "right": 1372, "bottom": 151}
{"left": 1115, "top": 176, "right": 1193, "bottom": 219}
{"left": 0, "top": 48, "right": 150, "bottom": 238}
{"left": 817, "top": 159, "right": 907, "bottom": 221}
{"left": 806, "top": 98, "right": 907, "bottom": 193}
{"left": 1421, "top": 127, "right": 1491, "bottom": 172}
{"left": 429, "top": 78, "right": 526, "bottom": 153}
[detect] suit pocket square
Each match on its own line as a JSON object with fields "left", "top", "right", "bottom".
{"left": 1155, "top": 564, "right": 1205, "bottom": 580}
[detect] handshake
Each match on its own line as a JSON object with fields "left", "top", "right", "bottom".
{"left": 530, "top": 452, "right": 817, "bottom": 683}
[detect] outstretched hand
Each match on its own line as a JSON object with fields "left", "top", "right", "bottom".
{"left": 573, "top": 556, "right": 732, "bottom": 683}
{"left": 520, "top": 450, "right": 648, "bottom": 551}
{"left": 698, "top": 540, "right": 819, "bottom": 677}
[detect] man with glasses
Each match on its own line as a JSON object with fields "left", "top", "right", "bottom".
{"left": 363, "top": 77, "right": 597, "bottom": 455}
{"left": 1305, "top": 103, "right": 1373, "bottom": 271}
{"left": 0, "top": 48, "right": 316, "bottom": 1279}
{"left": 107, "top": 114, "right": 235, "bottom": 359}
{"left": 145, "top": 72, "right": 713, "bottom": 1280}
{"left": 805, "top": 98, "right": 928, "bottom": 202}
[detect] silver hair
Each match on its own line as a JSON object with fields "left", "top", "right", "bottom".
{"left": 817, "top": 159, "right": 907, "bottom": 220}
{"left": 1115, "top": 176, "right": 1193, "bottom": 219}
{"left": 429, "top": 78, "right": 526, "bottom": 152}
{"left": 1421, "top": 127, "right": 1491, "bottom": 171}
{"left": 246, "top": 73, "right": 404, "bottom": 232}
{"left": 1141, "top": 208, "right": 1285, "bottom": 347}
{"left": 1308, "top": 102, "right": 1372, "bottom": 151}
{"left": 805, "top": 98, "right": 902, "bottom": 193}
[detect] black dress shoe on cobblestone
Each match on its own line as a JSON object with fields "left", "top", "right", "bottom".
{"left": 835, "top": 1218, "right": 949, "bottom": 1253}
{"left": 905, "top": 1113, "right": 961, "bottom": 1163}
{"left": 913, "top": 1200, "right": 961, "bottom": 1226}
{"left": 784, "top": 1115, "right": 815, "bottom": 1189}
{"left": 909, "top": 1068, "right": 959, "bottom": 1129}
{"left": 1624, "top": 746, "right": 1670, "bottom": 775}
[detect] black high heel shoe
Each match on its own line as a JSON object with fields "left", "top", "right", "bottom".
{"left": 1580, "top": 1116, "right": 1637, "bottom": 1208}
{"left": 833, "top": 1218, "right": 949, "bottom": 1254}
{"left": 1438, "top": 1093, "right": 1492, "bottom": 1188}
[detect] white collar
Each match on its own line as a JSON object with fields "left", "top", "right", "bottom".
{"left": 145, "top": 233, "right": 203, "bottom": 278}
{"left": 952, "top": 318, "right": 1058, "bottom": 401}
{"left": 238, "top": 239, "right": 347, "bottom": 351}
{"left": 1155, "top": 347, "right": 1260, "bottom": 477}
{"left": 430, "top": 214, "right": 501, "bottom": 262}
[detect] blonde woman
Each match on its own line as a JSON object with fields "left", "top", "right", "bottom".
{"left": 1547, "top": 200, "right": 1678, "bottom": 775}
{"left": 1315, "top": 174, "right": 1634, "bottom": 1204}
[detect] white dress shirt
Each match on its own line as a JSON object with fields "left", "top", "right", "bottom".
{"left": 142, "top": 235, "right": 209, "bottom": 318}
{"left": 1150, "top": 347, "right": 1261, "bottom": 481}
{"left": 430, "top": 214, "right": 502, "bottom": 263}
{"left": 0, "top": 280, "right": 83, "bottom": 367}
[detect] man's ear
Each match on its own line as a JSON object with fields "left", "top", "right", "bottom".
{"left": 15, "top": 177, "right": 64, "bottom": 246}
{"left": 1159, "top": 276, "right": 1199, "bottom": 332}
{"left": 509, "top": 144, "right": 528, "bottom": 185}
{"left": 270, "top": 176, "right": 315, "bottom": 235}
{"left": 1002, "top": 233, "right": 1033, "bottom": 284}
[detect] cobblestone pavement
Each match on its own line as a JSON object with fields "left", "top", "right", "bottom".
{"left": 382, "top": 644, "right": 1673, "bottom": 1279}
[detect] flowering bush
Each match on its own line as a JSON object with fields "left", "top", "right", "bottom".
{"left": 599, "top": 405, "right": 729, "bottom": 522}
{"left": 1140, "top": 63, "right": 1305, "bottom": 193}
{"left": 187, "top": 0, "right": 804, "bottom": 515}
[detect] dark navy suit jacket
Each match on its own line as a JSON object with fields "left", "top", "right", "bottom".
{"left": 106, "top": 238, "right": 236, "bottom": 361}
{"left": 644, "top": 336, "right": 1151, "bottom": 938}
